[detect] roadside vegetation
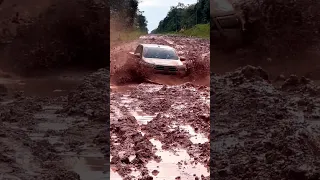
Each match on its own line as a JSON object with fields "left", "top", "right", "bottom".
{"left": 110, "top": 0, "right": 148, "bottom": 47}
{"left": 151, "top": 0, "right": 209, "bottom": 38}
{"left": 163, "top": 24, "right": 209, "bottom": 39}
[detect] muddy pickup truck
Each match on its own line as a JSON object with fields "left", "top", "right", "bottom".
{"left": 211, "top": 0, "right": 244, "bottom": 48}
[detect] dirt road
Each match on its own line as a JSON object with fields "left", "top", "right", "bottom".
{"left": 211, "top": 66, "right": 320, "bottom": 179}
{"left": 110, "top": 35, "right": 210, "bottom": 179}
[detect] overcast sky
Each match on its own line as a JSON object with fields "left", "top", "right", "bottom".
{"left": 138, "top": 0, "right": 198, "bottom": 33}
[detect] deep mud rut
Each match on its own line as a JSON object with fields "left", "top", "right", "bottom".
{"left": 0, "top": 69, "right": 109, "bottom": 180}
{"left": 211, "top": 66, "right": 320, "bottom": 179}
{"left": 110, "top": 35, "right": 210, "bottom": 179}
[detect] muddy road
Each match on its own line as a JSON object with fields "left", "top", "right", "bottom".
{"left": 110, "top": 35, "right": 210, "bottom": 179}
{"left": 211, "top": 65, "right": 320, "bottom": 179}
{"left": 0, "top": 68, "right": 109, "bottom": 180}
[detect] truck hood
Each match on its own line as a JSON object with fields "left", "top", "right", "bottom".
{"left": 143, "top": 58, "right": 183, "bottom": 66}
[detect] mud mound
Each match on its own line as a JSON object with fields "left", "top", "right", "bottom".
{"left": 61, "top": 68, "right": 109, "bottom": 119}
{"left": 1, "top": 0, "right": 108, "bottom": 75}
{"left": 211, "top": 66, "right": 320, "bottom": 179}
{"left": 224, "top": 65, "right": 270, "bottom": 85}
{"left": 110, "top": 82, "right": 210, "bottom": 179}
{"left": 281, "top": 75, "right": 319, "bottom": 96}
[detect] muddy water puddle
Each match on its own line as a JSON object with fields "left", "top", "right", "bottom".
{"left": 147, "top": 138, "right": 209, "bottom": 179}
{"left": 170, "top": 124, "right": 209, "bottom": 144}
{"left": 117, "top": 93, "right": 157, "bottom": 125}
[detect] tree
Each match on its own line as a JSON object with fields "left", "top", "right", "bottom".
{"left": 135, "top": 11, "right": 148, "bottom": 32}
{"left": 153, "top": 0, "right": 209, "bottom": 33}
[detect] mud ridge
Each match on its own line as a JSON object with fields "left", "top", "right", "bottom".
{"left": 211, "top": 65, "right": 320, "bottom": 179}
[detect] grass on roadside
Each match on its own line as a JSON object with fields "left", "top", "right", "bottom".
{"left": 110, "top": 30, "right": 147, "bottom": 47}
{"left": 163, "top": 24, "right": 210, "bottom": 39}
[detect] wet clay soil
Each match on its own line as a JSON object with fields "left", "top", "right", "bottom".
{"left": 110, "top": 35, "right": 210, "bottom": 179}
{"left": 0, "top": 69, "right": 109, "bottom": 180}
{"left": 211, "top": 65, "right": 320, "bottom": 179}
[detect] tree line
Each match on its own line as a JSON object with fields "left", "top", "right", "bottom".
{"left": 152, "top": 0, "right": 209, "bottom": 34}
{"left": 110, "top": 0, "right": 148, "bottom": 33}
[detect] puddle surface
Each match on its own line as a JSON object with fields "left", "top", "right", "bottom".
{"left": 131, "top": 110, "right": 157, "bottom": 125}
{"left": 118, "top": 94, "right": 157, "bottom": 125}
{"left": 146, "top": 138, "right": 209, "bottom": 179}
{"left": 170, "top": 124, "right": 209, "bottom": 144}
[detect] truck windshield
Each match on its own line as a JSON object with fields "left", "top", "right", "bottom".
{"left": 143, "top": 47, "right": 179, "bottom": 60}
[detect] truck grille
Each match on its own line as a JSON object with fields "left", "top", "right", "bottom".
{"left": 155, "top": 65, "right": 165, "bottom": 70}
{"left": 154, "top": 65, "right": 177, "bottom": 72}
{"left": 168, "top": 66, "right": 177, "bottom": 71}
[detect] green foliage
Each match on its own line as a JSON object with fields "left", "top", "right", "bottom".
{"left": 110, "top": 0, "right": 148, "bottom": 45}
{"left": 163, "top": 24, "right": 210, "bottom": 38}
{"left": 152, "top": 0, "right": 209, "bottom": 34}
{"left": 181, "top": 24, "right": 210, "bottom": 38}
{"left": 135, "top": 11, "right": 148, "bottom": 33}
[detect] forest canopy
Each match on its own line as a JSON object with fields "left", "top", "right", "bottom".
{"left": 152, "top": 0, "right": 209, "bottom": 34}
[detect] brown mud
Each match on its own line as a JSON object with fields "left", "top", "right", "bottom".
{"left": 0, "top": 0, "right": 109, "bottom": 179}
{"left": 110, "top": 35, "right": 210, "bottom": 179}
{"left": 211, "top": 65, "right": 320, "bottom": 179}
{"left": 0, "top": 68, "right": 109, "bottom": 180}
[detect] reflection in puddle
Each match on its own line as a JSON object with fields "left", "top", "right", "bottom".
{"left": 120, "top": 95, "right": 134, "bottom": 104}
{"left": 147, "top": 138, "right": 209, "bottom": 179}
{"left": 131, "top": 110, "right": 157, "bottom": 125}
{"left": 62, "top": 154, "right": 108, "bottom": 180}
{"left": 110, "top": 167, "right": 123, "bottom": 180}
{"left": 170, "top": 124, "right": 208, "bottom": 144}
